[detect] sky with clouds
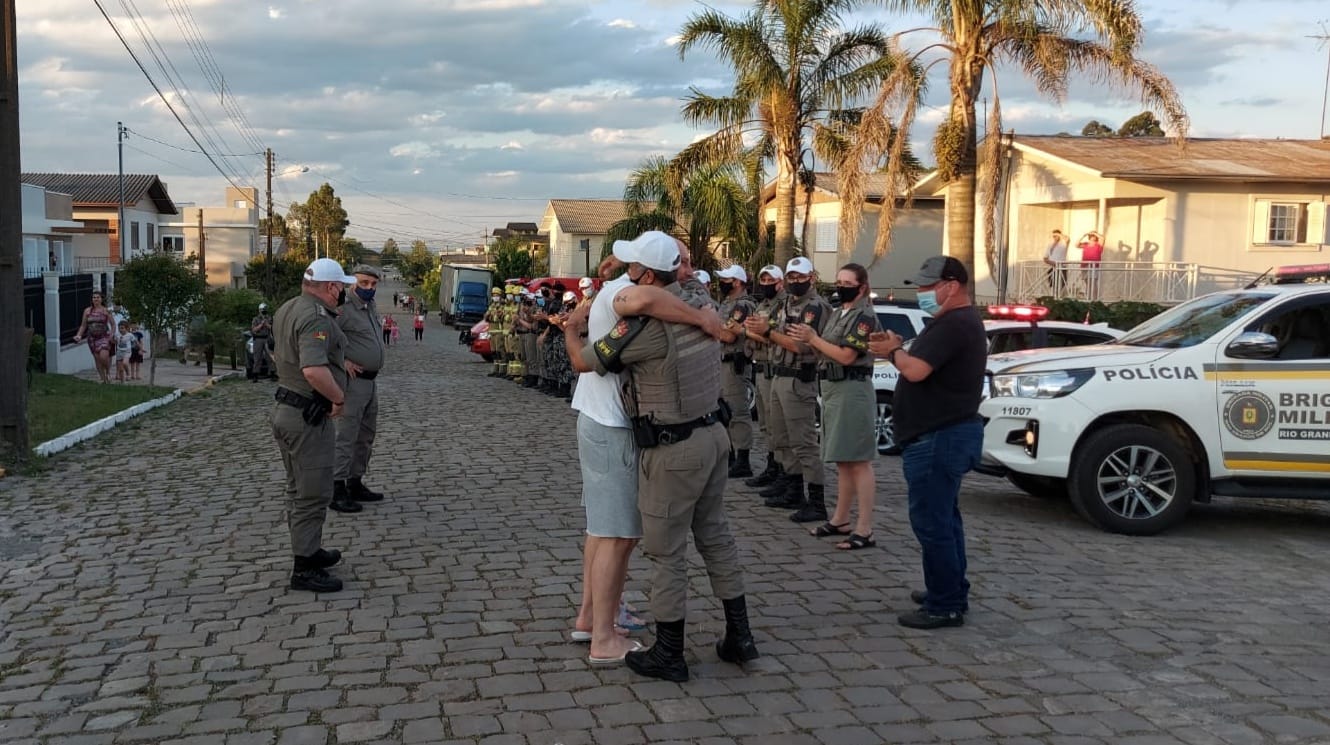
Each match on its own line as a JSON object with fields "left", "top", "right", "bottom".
{"left": 14, "top": 0, "right": 1330, "bottom": 249}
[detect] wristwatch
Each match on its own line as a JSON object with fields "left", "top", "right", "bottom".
{"left": 887, "top": 348, "right": 902, "bottom": 365}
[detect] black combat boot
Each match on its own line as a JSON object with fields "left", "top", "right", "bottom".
{"left": 523, "top": 375, "right": 538, "bottom": 388}
{"left": 728, "top": 449, "right": 752, "bottom": 478}
{"left": 348, "top": 476, "right": 385, "bottom": 502}
{"left": 789, "top": 482, "right": 828, "bottom": 523}
{"left": 329, "top": 481, "right": 364, "bottom": 513}
{"left": 765, "top": 474, "right": 804, "bottom": 509}
{"left": 744, "top": 457, "right": 782, "bottom": 488}
{"left": 716, "top": 596, "right": 760, "bottom": 664}
{"left": 290, "top": 556, "right": 343, "bottom": 593}
{"left": 308, "top": 548, "right": 342, "bottom": 569}
{"left": 625, "top": 619, "right": 688, "bottom": 682}
{"left": 757, "top": 470, "right": 793, "bottom": 499}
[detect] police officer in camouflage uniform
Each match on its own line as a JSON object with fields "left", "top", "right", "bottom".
{"left": 742, "top": 265, "right": 790, "bottom": 489}
{"left": 331, "top": 264, "right": 387, "bottom": 514}
{"left": 713, "top": 265, "right": 757, "bottom": 477}
{"left": 567, "top": 232, "right": 758, "bottom": 682}
{"left": 749, "top": 257, "right": 832, "bottom": 522}
{"left": 270, "top": 258, "right": 357, "bottom": 593}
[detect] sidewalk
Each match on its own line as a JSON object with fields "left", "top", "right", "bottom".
{"left": 71, "top": 354, "right": 243, "bottom": 393}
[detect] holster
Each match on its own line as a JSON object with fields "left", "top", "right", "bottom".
{"left": 303, "top": 391, "right": 332, "bottom": 426}
{"left": 630, "top": 415, "right": 660, "bottom": 448}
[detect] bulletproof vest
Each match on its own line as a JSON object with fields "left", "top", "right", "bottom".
{"left": 719, "top": 294, "right": 754, "bottom": 356}
{"left": 778, "top": 292, "right": 828, "bottom": 366}
{"left": 629, "top": 286, "right": 722, "bottom": 425}
{"left": 750, "top": 294, "right": 782, "bottom": 361}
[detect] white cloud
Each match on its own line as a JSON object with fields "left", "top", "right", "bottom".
{"left": 267, "top": 6, "right": 283, "bottom": 19}
{"left": 608, "top": 18, "right": 637, "bottom": 29}
{"left": 389, "top": 142, "right": 442, "bottom": 159}
{"left": 500, "top": 141, "right": 524, "bottom": 150}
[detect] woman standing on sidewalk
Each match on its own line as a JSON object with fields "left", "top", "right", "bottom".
{"left": 73, "top": 291, "right": 115, "bottom": 383}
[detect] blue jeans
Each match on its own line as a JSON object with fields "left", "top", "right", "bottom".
{"left": 902, "top": 419, "right": 983, "bottom": 614}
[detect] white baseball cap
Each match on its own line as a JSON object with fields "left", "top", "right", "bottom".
{"left": 562, "top": 290, "right": 578, "bottom": 304}
{"left": 715, "top": 265, "right": 748, "bottom": 283}
{"left": 612, "top": 231, "right": 682, "bottom": 273}
{"left": 304, "top": 258, "right": 356, "bottom": 284}
{"left": 758, "top": 264, "right": 784, "bottom": 281}
{"left": 694, "top": 270, "right": 711, "bottom": 285}
{"left": 785, "top": 256, "right": 814, "bottom": 276}
{"left": 578, "top": 277, "right": 594, "bottom": 290}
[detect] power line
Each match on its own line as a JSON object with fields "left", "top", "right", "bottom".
{"left": 165, "top": 0, "right": 268, "bottom": 154}
{"left": 124, "top": 127, "right": 262, "bottom": 157}
{"left": 92, "top": 0, "right": 260, "bottom": 207}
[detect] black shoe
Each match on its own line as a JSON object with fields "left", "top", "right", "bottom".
{"left": 329, "top": 481, "right": 364, "bottom": 513}
{"left": 625, "top": 619, "right": 689, "bottom": 682}
{"left": 308, "top": 548, "right": 342, "bottom": 569}
{"left": 897, "top": 609, "right": 964, "bottom": 629}
{"left": 764, "top": 476, "right": 804, "bottom": 509}
{"left": 789, "top": 483, "right": 826, "bottom": 523}
{"left": 728, "top": 449, "right": 753, "bottom": 478}
{"left": 291, "top": 563, "right": 343, "bottom": 593}
{"left": 348, "top": 477, "right": 385, "bottom": 502}
{"left": 744, "top": 461, "right": 782, "bottom": 488}
{"left": 758, "top": 474, "right": 793, "bottom": 500}
{"left": 716, "top": 596, "right": 760, "bottom": 664}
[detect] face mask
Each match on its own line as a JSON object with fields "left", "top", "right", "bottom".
{"left": 759, "top": 283, "right": 778, "bottom": 299}
{"left": 718, "top": 281, "right": 734, "bottom": 295}
{"left": 917, "top": 290, "right": 940, "bottom": 315}
{"left": 355, "top": 287, "right": 376, "bottom": 303}
{"left": 335, "top": 287, "right": 347, "bottom": 307}
{"left": 628, "top": 269, "right": 648, "bottom": 286}
{"left": 834, "top": 285, "right": 860, "bottom": 304}
{"left": 536, "top": 298, "right": 545, "bottom": 307}
{"left": 787, "top": 280, "right": 811, "bottom": 297}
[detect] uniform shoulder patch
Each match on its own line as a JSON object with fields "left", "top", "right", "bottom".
{"left": 609, "top": 319, "right": 631, "bottom": 339}
{"left": 855, "top": 320, "right": 870, "bottom": 336}
{"left": 312, "top": 330, "right": 328, "bottom": 341}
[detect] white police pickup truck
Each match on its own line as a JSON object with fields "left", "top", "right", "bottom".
{"left": 980, "top": 265, "right": 1330, "bottom": 535}
{"left": 872, "top": 304, "right": 1122, "bottom": 454}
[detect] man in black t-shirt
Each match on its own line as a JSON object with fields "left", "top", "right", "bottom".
{"left": 869, "top": 256, "right": 986, "bottom": 630}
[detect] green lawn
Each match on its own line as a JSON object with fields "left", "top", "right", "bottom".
{"left": 26, "top": 373, "right": 176, "bottom": 444}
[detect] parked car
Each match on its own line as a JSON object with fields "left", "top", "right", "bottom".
{"left": 980, "top": 265, "right": 1330, "bottom": 535}
{"left": 873, "top": 304, "right": 1124, "bottom": 454}
{"left": 466, "top": 319, "right": 493, "bottom": 362}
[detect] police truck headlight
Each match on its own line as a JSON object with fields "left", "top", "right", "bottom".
{"left": 989, "top": 369, "right": 1094, "bottom": 399}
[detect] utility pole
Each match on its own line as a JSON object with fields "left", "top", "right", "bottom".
{"left": 197, "top": 210, "right": 206, "bottom": 282}
{"left": 265, "top": 148, "right": 274, "bottom": 298}
{"left": 118, "top": 122, "right": 126, "bottom": 262}
{"left": 1310, "top": 23, "right": 1330, "bottom": 139}
{"left": 0, "top": 0, "right": 30, "bottom": 462}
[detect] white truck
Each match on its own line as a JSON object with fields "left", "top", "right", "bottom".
{"left": 439, "top": 265, "right": 494, "bottom": 328}
{"left": 980, "top": 265, "right": 1330, "bottom": 535}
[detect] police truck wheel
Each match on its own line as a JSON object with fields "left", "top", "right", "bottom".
{"left": 1068, "top": 424, "right": 1194, "bottom": 535}
{"left": 1007, "top": 473, "right": 1067, "bottom": 500}
{"left": 875, "top": 392, "right": 900, "bottom": 455}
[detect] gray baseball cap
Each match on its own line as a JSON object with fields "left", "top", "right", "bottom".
{"left": 904, "top": 255, "right": 968, "bottom": 286}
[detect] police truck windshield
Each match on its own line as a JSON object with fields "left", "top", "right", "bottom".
{"left": 1117, "top": 292, "right": 1274, "bottom": 349}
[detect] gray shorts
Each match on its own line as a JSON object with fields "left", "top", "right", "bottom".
{"left": 577, "top": 413, "right": 642, "bottom": 539}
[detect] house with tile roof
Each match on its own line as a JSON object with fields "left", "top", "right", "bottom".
{"left": 21, "top": 173, "right": 179, "bottom": 267}
{"left": 538, "top": 199, "right": 635, "bottom": 277}
{"left": 158, "top": 186, "right": 261, "bottom": 288}
{"left": 761, "top": 172, "right": 945, "bottom": 293}
{"left": 916, "top": 135, "right": 1330, "bottom": 302}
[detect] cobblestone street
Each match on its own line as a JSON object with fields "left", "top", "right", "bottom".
{"left": 3, "top": 291, "right": 1330, "bottom": 745}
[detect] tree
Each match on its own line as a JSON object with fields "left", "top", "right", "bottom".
{"left": 380, "top": 238, "right": 400, "bottom": 265}
{"left": 840, "top": 0, "right": 1188, "bottom": 294}
{"left": 191, "top": 287, "right": 262, "bottom": 374}
{"left": 245, "top": 255, "right": 306, "bottom": 306}
{"left": 490, "top": 235, "right": 534, "bottom": 280}
{"left": 113, "top": 254, "right": 207, "bottom": 386}
{"left": 341, "top": 237, "right": 368, "bottom": 266}
{"left": 397, "top": 241, "right": 435, "bottom": 287}
{"left": 304, "top": 184, "right": 349, "bottom": 260}
{"left": 1081, "top": 120, "right": 1115, "bottom": 137}
{"left": 1117, "top": 111, "right": 1165, "bottom": 137}
{"left": 607, "top": 155, "right": 757, "bottom": 271}
{"left": 675, "top": 0, "right": 903, "bottom": 266}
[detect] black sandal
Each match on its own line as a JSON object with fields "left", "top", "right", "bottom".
{"left": 810, "top": 521, "right": 852, "bottom": 538}
{"left": 837, "top": 533, "right": 877, "bottom": 550}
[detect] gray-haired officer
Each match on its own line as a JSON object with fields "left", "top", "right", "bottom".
{"left": 760, "top": 256, "right": 831, "bottom": 522}
{"left": 714, "top": 265, "right": 757, "bottom": 477}
{"left": 566, "top": 231, "right": 758, "bottom": 682}
{"left": 271, "top": 258, "right": 357, "bottom": 593}
{"left": 332, "top": 264, "right": 388, "bottom": 513}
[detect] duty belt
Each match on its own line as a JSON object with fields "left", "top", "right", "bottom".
{"left": 721, "top": 353, "right": 750, "bottom": 363}
{"left": 772, "top": 364, "right": 818, "bottom": 382}
{"left": 818, "top": 367, "right": 869, "bottom": 382}
{"left": 274, "top": 387, "right": 313, "bottom": 408}
{"left": 656, "top": 409, "right": 722, "bottom": 447}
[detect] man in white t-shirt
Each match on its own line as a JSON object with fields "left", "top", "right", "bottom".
{"left": 1042, "top": 229, "right": 1069, "bottom": 291}
{"left": 564, "top": 242, "right": 722, "bottom": 664}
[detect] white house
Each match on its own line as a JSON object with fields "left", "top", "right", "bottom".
{"left": 538, "top": 199, "right": 632, "bottom": 277}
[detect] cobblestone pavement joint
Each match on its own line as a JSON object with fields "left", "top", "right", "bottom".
{"left": 3, "top": 281, "right": 1330, "bottom": 744}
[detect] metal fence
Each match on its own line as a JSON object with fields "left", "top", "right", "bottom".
{"left": 23, "top": 278, "right": 45, "bottom": 336}
{"left": 1011, "top": 261, "right": 1262, "bottom": 305}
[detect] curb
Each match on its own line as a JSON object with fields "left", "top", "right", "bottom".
{"left": 32, "top": 371, "right": 242, "bottom": 458}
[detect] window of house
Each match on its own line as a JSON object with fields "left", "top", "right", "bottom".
{"left": 163, "top": 235, "right": 185, "bottom": 253}
{"left": 1268, "top": 203, "right": 1307, "bottom": 244}
{"left": 131, "top": 222, "right": 141, "bottom": 253}
{"left": 814, "top": 218, "right": 838, "bottom": 253}
{"left": 147, "top": 224, "right": 155, "bottom": 251}
{"left": 579, "top": 238, "right": 590, "bottom": 252}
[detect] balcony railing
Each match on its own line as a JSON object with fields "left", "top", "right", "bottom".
{"left": 1010, "top": 260, "right": 1262, "bottom": 305}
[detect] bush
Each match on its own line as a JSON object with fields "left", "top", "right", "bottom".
{"left": 28, "top": 332, "right": 45, "bottom": 372}
{"left": 1034, "top": 296, "right": 1165, "bottom": 331}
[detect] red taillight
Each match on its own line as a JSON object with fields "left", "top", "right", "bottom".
{"left": 987, "top": 304, "right": 1049, "bottom": 321}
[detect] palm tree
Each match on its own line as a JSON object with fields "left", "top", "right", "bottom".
{"left": 606, "top": 156, "right": 757, "bottom": 271}
{"left": 838, "top": 0, "right": 1188, "bottom": 290}
{"left": 675, "top": 0, "right": 904, "bottom": 266}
